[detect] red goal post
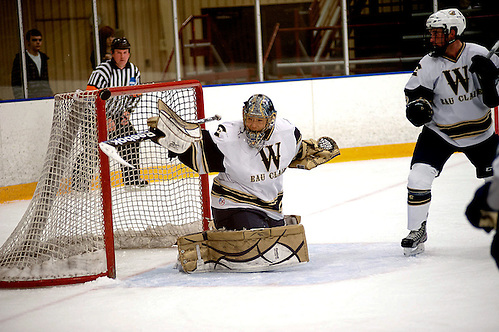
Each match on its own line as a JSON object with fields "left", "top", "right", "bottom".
{"left": 495, "top": 106, "right": 499, "bottom": 133}
{"left": 0, "top": 80, "right": 211, "bottom": 288}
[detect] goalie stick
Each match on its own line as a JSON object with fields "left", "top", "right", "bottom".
{"left": 486, "top": 40, "right": 499, "bottom": 59}
{"left": 99, "top": 101, "right": 221, "bottom": 168}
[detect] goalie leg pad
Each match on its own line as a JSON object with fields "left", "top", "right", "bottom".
{"left": 177, "top": 224, "right": 309, "bottom": 273}
{"left": 284, "top": 214, "right": 301, "bottom": 225}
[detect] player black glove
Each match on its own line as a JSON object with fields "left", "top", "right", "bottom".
{"left": 470, "top": 55, "right": 499, "bottom": 82}
{"left": 470, "top": 55, "right": 499, "bottom": 108}
{"left": 406, "top": 98, "right": 433, "bottom": 127}
{"left": 465, "top": 182, "right": 497, "bottom": 233}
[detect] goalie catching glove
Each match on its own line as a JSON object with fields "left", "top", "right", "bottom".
{"left": 290, "top": 136, "right": 340, "bottom": 170}
{"left": 148, "top": 100, "right": 202, "bottom": 154}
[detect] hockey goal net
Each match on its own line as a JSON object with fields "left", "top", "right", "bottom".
{"left": 0, "top": 80, "right": 210, "bottom": 288}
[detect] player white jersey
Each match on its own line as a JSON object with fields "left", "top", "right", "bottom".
{"left": 187, "top": 118, "right": 301, "bottom": 220}
{"left": 405, "top": 42, "right": 499, "bottom": 147}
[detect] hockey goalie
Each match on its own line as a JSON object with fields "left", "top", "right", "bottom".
{"left": 148, "top": 94, "right": 339, "bottom": 272}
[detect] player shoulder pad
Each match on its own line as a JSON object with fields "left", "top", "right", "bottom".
{"left": 274, "top": 117, "right": 296, "bottom": 132}
{"left": 466, "top": 42, "right": 490, "bottom": 57}
{"left": 210, "top": 121, "right": 242, "bottom": 141}
{"left": 210, "top": 121, "right": 252, "bottom": 150}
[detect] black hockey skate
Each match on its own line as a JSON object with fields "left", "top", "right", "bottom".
{"left": 401, "top": 221, "right": 427, "bottom": 256}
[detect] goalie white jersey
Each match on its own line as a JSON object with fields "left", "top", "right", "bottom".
{"left": 405, "top": 42, "right": 499, "bottom": 147}
{"left": 178, "top": 118, "right": 301, "bottom": 220}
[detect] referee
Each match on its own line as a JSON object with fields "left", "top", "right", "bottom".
{"left": 87, "top": 37, "right": 148, "bottom": 187}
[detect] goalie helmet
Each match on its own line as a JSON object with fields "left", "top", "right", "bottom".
{"left": 242, "top": 94, "right": 276, "bottom": 149}
{"left": 425, "top": 8, "right": 466, "bottom": 57}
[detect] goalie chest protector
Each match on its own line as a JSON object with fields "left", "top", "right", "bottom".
{"left": 176, "top": 224, "right": 309, "bottom": 273}
{"left": 207, "top": 119, "right": 301, "bottom": 220}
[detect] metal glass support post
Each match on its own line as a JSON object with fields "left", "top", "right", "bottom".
{"left": 255, "top": 0, "right": 264, "bottom": 81}
{"left": 341, "top": 0, "right": 349, "bottom": 75}
{"left": 92, "top": 0, "right": 101, "bottom": 68}
{"left": 16, "top": 0, "right": 28, "bottom": 99}
{"left": 172, "top": 0, "right": 182, "bottom": 81}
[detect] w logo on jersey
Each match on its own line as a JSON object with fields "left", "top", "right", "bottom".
{"left": 443, "top": 66, "right": 469, "bottom": 95}
{"left": 260, "top": 143, "right": 281, "bottom": 171}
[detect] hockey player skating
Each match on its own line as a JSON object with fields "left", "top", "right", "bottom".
{"left": 402, "top": 8, "right": 499, "bottom": 256}
{"left": 155, "top": 94, "right": 339, "bottom": 230}
{"left": 466, "top": 154, "right": 499, "bottom": 270}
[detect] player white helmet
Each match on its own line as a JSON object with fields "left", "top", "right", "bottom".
{"left": 426, "top": 8, "right": 466, "bottom": 36}
{"left": 242, "top": 94, "right": 276, "bottom": 149}
{"left": 425, "top": 8, "right": 466, "bottom": 57}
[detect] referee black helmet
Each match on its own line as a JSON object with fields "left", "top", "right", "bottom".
{"left": 111, "top": 37, "right": 131, "bottom": 51}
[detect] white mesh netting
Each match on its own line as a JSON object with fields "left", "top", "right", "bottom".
{"left": 0, "top": 85, "right": 207, "bottom": 285}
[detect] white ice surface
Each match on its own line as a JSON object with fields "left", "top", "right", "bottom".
{"left": 1, "top": 154, "right": 498, "bottom": 331}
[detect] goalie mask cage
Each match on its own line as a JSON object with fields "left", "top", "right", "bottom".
{"left": 0, "top": 80, "right": 211, "bottom": 288}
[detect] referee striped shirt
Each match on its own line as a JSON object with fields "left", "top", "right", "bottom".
{"left": 87, "top": 59, "right": 140, "bottom": 89}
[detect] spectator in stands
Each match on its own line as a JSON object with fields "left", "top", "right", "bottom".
{"left": 11, "top": 29, "right": 53, "bottom": 99}
{"left": 90, "top": 26, "right": 115, "bottom": 69}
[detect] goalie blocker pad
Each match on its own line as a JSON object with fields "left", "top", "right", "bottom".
{"left": 176, "top": 223, "right": 309, "bottom": 273}
{"left": 150, "top": 99, "right": 201, "bottom": 154}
